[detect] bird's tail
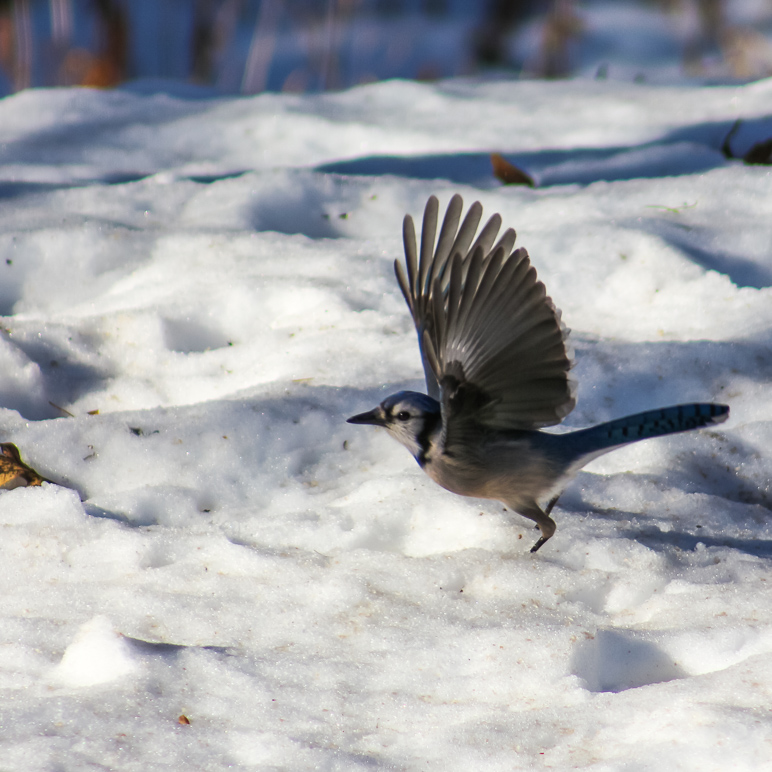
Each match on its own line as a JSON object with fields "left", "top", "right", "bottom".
{"left": 566, "top": 403, "right": 729, "bottom": 465}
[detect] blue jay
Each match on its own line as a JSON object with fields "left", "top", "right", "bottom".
{"left": 348, "top": 195, "right": 729, "bottom": 552}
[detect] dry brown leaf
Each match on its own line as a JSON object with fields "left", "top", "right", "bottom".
{"left": 490, "top": 154, "right": 535, "bottom": 187}
{"left": 0, "top": 443, "right": 52, "bottom": 490}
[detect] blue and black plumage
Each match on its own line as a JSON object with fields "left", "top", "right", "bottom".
{"left": 348, "top": 195, "right": 729, "bottom": 552}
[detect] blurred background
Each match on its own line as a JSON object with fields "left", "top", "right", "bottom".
{"left": 0, "top": 0, "right": 771, "bottom": 96}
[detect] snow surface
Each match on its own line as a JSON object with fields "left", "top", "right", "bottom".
{"left": 0, "top": 75, "right": 771, "bottom": 770}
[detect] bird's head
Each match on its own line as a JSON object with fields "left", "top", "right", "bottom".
{"left": 347, "top": 391, "right": 441, "bottom": 462}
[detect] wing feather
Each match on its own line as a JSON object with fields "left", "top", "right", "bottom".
{"left": 399, "top": 214, "right": 418, "bottom": 314}
{"left": 490, "top": 228, "right": 517, "bottom": 260}
{"left": 450, "top": 202, "right": 484, "bottom": 263}
{"left": 395, "top": 195, "right": 574, "bottom": 432}
{"left": 468, "top": 214, "right": 504, "bottom": 264}
{"left": 434, "top": 194, "right": 465, "bottom": 268}
{"left": 418, "top": 196, "right": 439, "bottom": 299}
{"left": 394, "top": 258, "right": 412, "bottom": 315}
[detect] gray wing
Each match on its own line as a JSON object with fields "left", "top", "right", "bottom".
{"left": 395, "top": 194, "right": 513, "bottom": 400}
{"left": 395, "top": 194, "right": 575, "bottom": 431}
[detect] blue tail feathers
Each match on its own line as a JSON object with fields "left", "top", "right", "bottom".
{"left": 572, "top": 403, "right": 729, "bottom": 458}
{"left": 599, "top": 403, "right": 728, "bottom": 445}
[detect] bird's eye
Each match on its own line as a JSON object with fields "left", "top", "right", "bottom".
{"left": 396, "top": 411, "right": 410, "bottom": 421}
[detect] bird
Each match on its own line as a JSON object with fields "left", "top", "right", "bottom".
{"left": 346, "top": 194, "right": 729, "bottom": 553}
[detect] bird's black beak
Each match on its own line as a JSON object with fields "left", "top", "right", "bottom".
{"left": 346, "top": 407, "right": 386, "bottom": 427}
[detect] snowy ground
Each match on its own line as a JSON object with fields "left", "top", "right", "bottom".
{"left": 0, "top": 75, "right": 772, "bottom": 770}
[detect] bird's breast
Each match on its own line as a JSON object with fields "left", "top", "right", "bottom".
{"left": 422, "top": 435, "right": 566, "bottom": 503}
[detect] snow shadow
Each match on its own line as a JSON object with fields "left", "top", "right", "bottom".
{"left": 124, "top": 635, "right": 231, "bottom": 659}
{"left": 0, "top": 329, "right": 111, "bottom": 421}
{"left": 315, "top": 114, "right": 772, "bottom": 189}
{"left": 570, "top": 337, "right": 741, "bottom": 418}
{"left": 316, "top": 142, "right": 723, "bottom": 188}
{"left": 248, "top": 186, "right": 346, "bottom": 238}
{"left": 559, "top": 496, "right": 772, "bottom": 559}
{"left": 245, "top": 173, "right": 372, "bottom": 238}
{"left": 317, "top": 152, "right": 503, "bottom": 188}
{"left": 631, "top": 523, "right": 772, "bottom": 559}
{"left": 665, "top": 114, "right": 772, "bottom": 159}
{"left": 677, "top": 436, "right": 772, "bottom": 512}
{"left": 573, "top": 337, "right": 771, "bottom": 504}
{"left": 572, "top": 628, "right": 688, "bottom": 692}
{"left": 72, "top": 383, "right": 374, "bottom": 526}
{"left": 161, "top": 316, "right": 233, "bottom": 353}
{"left": 0, "top": 93, "right": 218, "bottom": 185}
{"left": 635, "top": 217, "right": 772, "bottom": 289}
{"left": 0, "top": 174, "right": 154, "bottom": 200}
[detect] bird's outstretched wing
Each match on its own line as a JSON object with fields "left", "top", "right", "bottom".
{"left": 395, "top": 194, "right": 575, "bottom": 432}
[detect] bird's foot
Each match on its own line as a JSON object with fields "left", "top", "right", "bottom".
{"left": 530, "top": 535, "right": 550, "bottom": 553}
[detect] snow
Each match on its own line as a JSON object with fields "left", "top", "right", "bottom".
{"left": 0, "top": 73, "right": 771, "bottom": 770}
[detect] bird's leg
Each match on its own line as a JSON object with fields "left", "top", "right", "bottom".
{"left": 511, "top": 503, "right": 557, "bottom": 553}
{"left": 528, "top": 496, "right": 561, "bottom": 551}
{"left": 530, "top": 520, "right": 556, "bottom": 553}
